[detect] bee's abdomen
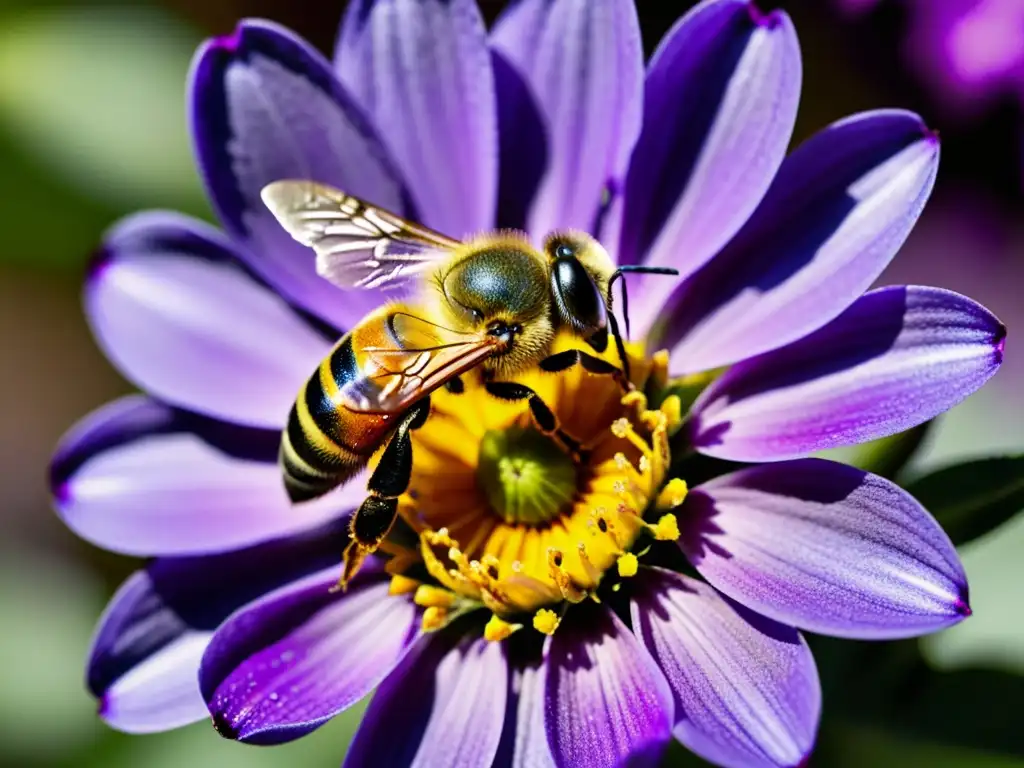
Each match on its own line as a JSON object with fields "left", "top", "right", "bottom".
{"left": 280, "top": 336, "right": 388, "bottom": 503}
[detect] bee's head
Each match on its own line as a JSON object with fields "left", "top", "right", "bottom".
{"left": 437, "top": 235, "right": 554, "bottom": 373}
{"left": 544, "top": 232, "right": 613, "bottom": 342}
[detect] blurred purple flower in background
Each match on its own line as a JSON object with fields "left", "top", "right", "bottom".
{"left": 49, "top": 0, "right": 1007, "bottom": 766}
{"left": 838, "top": 0, "right": 1024, "bottom": 115}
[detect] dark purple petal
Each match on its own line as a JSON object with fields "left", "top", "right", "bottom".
{"left": 88, "top": 518, "right": 349, "bottom": 732}
{"left": 335, "top": 0, "right": 497, "bottom": 237}
{"left": 544, "top": 603, "right": 673, "bottom": 768}
{"left": 492, "top": 0, "right": 643, "bottom": 237}
{"left": 86, "top": 212, "right": 330, "bottom": 429}
{"left": 680, "top": 459, "right": 971, "bottom": 639}
{"left": 345, "top": 631, "right": 508, "bottom": 767}
{"left": 631, "top": 568, "right": 820, "bottom": 768}
{"left": 494, "top": 643, "right": 555, "bottom": 768}
{"left": 201, "top": 567, "right": 418, "bottom": 744}
{"left": 492, "top": 50, "right": 548, "bottom": 232}
{"left": 690, "top": 286, "right": 1005, "bottom": 461}
{"left": 611, "top": 0, "right": 800, "bottom": 293}
{"left": 51, "top": 397, "right": 357, "bottom": 556}
{"left": 652, "top": 110, "right": 940, "bottom": 367}
{"left": 191, "top": 19, "right": 408, "bottom": 329}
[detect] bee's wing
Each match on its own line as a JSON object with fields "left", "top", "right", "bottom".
{"left": 340, "top": 312, "right": 501, "bottom": 413}
{"left": 260, "top": 180, "right": 460, "bottom": 290}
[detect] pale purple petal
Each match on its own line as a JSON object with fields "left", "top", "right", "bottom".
{"left": 87, "top": 212, "right": 330, "bottom": 429}
{"left": 90, "top": 573, "right": 210, "bottom": 733}
{"left": 654, "top": 110, "right": 940, "bottom": 368}
{"left": 545, "top": 604, "right": 673, "bottom": 768}
{"left": 494, "top": 646, "right": 555, "bottom": 768}
{"left": 346, "top": 632, "right": 508, "bottom": 767}
{"left": 492, "top": 50, "right": 548, "bottom": 231}
{"left": 89, "top": 521, "right": 348, "bottom": 733}
{"left": 612, "top": 0, "right": 800, "bottom": 301}
{"left": 492, "top": 0, "right": 643, "bottom": 237}
{"left": 201, "top": 567, "right": 418, "bottom": 744}
{"left": 191, "top": 19, "right": 408, "bottom": 329}
{"left": 51, "top": 397, "right": 360, "bottom": 556}
{"left": 690, "top": 286, "right": 1005, "bottom": 461}
{"left": 335, "top": 0, "right": 497, "bottom": 237}
{"left": 680, "top": 459, "right": 971, "bottom": 639}
{"left": 631, "top": 568, "right": 820, "bottom": 768}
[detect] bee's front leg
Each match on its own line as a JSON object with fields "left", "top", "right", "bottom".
{"left": 484, "top": 381, "right": 586, "bottom": 461}
{"left": 539, "top": 349, "right": 633, "bottom": 392}
{"left": 337, "top": 396, "right": 431, "bottom": 591}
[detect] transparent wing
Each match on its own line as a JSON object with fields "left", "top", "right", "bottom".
{"left": 342, "top": 313, "right": 502, "bottom": 413}
{"left": 260, "top": 180, "right": 460, "bottom": 290}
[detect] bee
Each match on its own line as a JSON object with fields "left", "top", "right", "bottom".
{"left": 261, "top": 180, "right": 678, "bottom": 587}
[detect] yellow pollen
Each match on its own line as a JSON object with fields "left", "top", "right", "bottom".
{"left": 617, "top": 553, "right": 639, "bottom": 578}
{"left": 533, "top": 608, "right": 561, "bottom": 635}
{"left": 484, "top": 614, "right": 520, "bottom": 642}
{"left": 611, "top": 417, "right": 631, "bottom": 438}
{"left": 660, "top": 395, "right": 683, "bottom": 432}
{"left": 388, "top": 575, "right": 420, "bottom": 596}
{"left": 650, "top": 350, "right": 670, "bottom": 391}
{"left": 650, "top": 513, "right": 682, "bottom": 542}
{"left": 422, "top": 606, "right": 448, "bottom": 632}
{"left": 414, "top": 585, "right": 457, "bottom": 609}
{"left": 657, "top": 478, "right": 689, "bottom": 510}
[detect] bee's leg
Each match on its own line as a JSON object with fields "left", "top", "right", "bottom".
{"left": 337, "top": 397, "right": 431, "bottom": 591}
{"left": 484, "top": 381, "right": 584, "bottom": 459}
{"left": 539, "top": 349, "right": 633, "bottom": 392}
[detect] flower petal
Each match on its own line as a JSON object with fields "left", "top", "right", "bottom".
{"left": 690, "top": 286, "right": 1005, "bottom": 461}
{"left": 87, "top": 212, "right": 331, "bottom": 429}
{"left": 494, "top": 644, "right": 555, "bottom": 768}
{"left": 345, "top": 631, "right": 508, "bottom": 767}
{"left": 544, "top": 604, "right": 673, "bottom": 768}
{"left": 680, "top": 459, "right": 971, "bottom": 639}
{"left": 631, "top": 568, "right": 820, "bottom": 768}
{"left": 201, "top": 567, "right": 418, "bottom": 744}
{"left": 335, "top": 0, "right": 497, "bottom": 236}
{"left": 88, "top": 520, "right": 348, "bottom": 733}
{"left": 51, "top": 396, "right": 358, "bottom": 556}
{"left": 492, "top": 0, "right": 643, "bottom": 237}
{"left": 653, "top": 110, "right": 940, "bottom": 367}
{"left": 492, "top": 50, "right": 548, "bottom": 231}
{"left": 613, "top": 0, "right": 800, "bottom": 293}
{"left": 191, "top": 19, "right": 408, "bottom": 329}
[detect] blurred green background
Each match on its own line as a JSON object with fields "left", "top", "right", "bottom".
{"left": 0, "top": 0, "right": 1021, "bottom": 766}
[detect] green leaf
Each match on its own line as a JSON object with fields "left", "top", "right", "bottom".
{"left": 904, "top": 456, "right": 1024, "bottom": 546}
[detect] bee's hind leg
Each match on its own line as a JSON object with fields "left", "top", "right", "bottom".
{"left": 337, "top": 396, "right": 431, "bottom": 592}
{"left": 484, "top": 381, "right": 586, "bottom": 460}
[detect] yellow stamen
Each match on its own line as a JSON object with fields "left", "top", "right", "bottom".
{"left": 650, "top": 513, "right": 681, "bottom": 542}
{"left": 484, "top": 614, "right": 520, "bottom": 642}
{"left": 388, "top": 574, "right": 420, "bottom": 596}
{"left": 656, "top": 478, "right": 689, "bottom": 510}
{"left": 660, "top": 394, "right": 683, "bottom": 433}
{"left": 547, "top": 548, "right": 587, "bottom": 603}
{"left": 422, "top": 606, "right": 448, "bottom": 632}
{"left": 414, "top": 585, "right": 457, "bottom": 609}
{"left": 650, "top": 350, "right": 670, "bottom": 392}
{"left": 617, "top": 552, "right": 639, "bottom": 577}
{"left": 533, "top": 608, "right": 560, "bottom": 635}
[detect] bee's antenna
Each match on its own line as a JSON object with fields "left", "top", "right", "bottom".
{"left": 607, "top": 265, "right": 679, "bottom": 340}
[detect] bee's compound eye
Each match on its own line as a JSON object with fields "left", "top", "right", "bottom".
{"left": 555, "top": 243, "right": 575, "bottom": 259}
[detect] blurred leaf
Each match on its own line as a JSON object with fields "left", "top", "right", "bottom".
{"left": 0, "top": 5, "right": 207, "bottom": 213}
{"left": 814, "top": 722, "right": 1024, "bottom": 767}
{"left": 904, "top": 455, "right": 1024, "bottom": 546}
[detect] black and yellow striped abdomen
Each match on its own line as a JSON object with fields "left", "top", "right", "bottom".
{"left": 280, "top": 332, "right": 394, "bottom": 502}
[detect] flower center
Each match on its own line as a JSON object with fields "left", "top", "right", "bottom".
{"left": 476, "top": 426, "right": 578, "bottom": 525}
{"left": 379, "top": 335, "right": 688, "bottom": 640}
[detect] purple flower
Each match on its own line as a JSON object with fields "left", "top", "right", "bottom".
{"left": 837, "top": 0, "right": 1024, "bottom": 116}
{"left": 52, "top": 1, "right": 1005, "bottom": 766}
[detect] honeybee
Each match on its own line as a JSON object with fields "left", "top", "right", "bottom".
{"left": 261, "top": 181, "right": 677, "bottom": 587}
